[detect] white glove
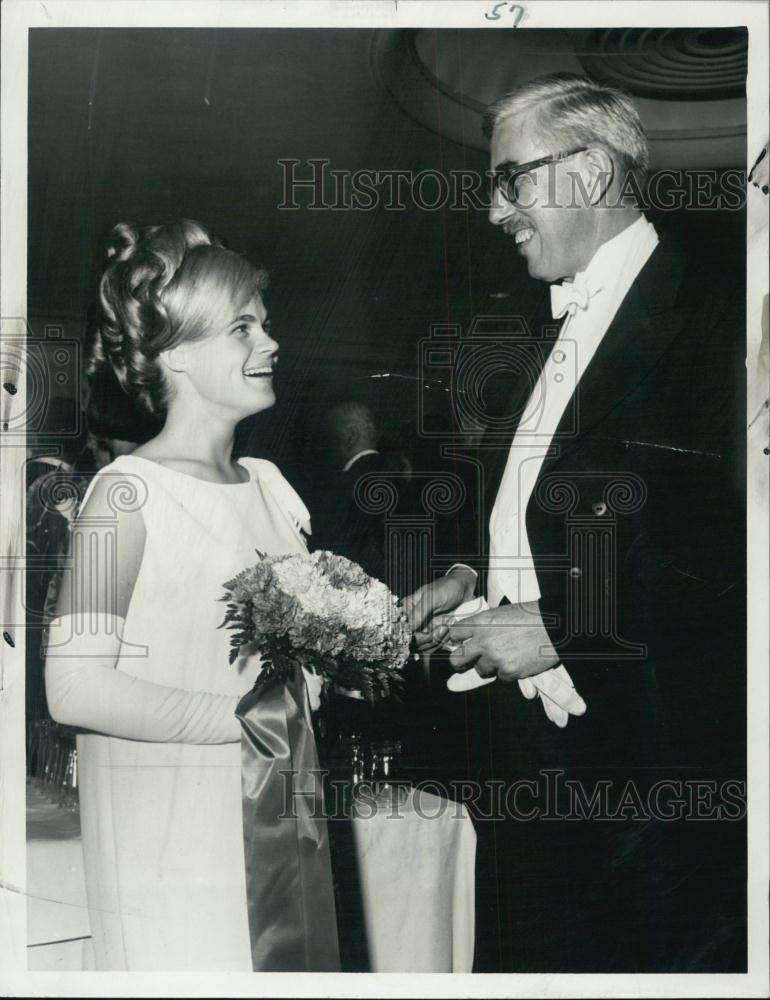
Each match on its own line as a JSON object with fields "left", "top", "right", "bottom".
{"left": 445, "top": 599, "right": 587, "bottom": 727}
{"left": 45, "top": 613, "right": 243, "bottom": 743}
{"left": 518, "top": 665, "right": 586, "bottom": 728}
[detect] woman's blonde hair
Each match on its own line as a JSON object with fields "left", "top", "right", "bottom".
{"left": 89, "top": 220, "right": 268, "bottom": 417}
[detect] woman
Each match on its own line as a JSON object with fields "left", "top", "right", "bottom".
{"left": 44, "top": 220, "right": 329, "bottom": 970}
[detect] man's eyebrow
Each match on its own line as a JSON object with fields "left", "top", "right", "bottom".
{"left": 494, "top": 159, "right": 522, "bottom": 172}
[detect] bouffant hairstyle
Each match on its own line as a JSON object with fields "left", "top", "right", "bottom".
{"left": 87, "top": 220, "right": 268, "bottom": 418}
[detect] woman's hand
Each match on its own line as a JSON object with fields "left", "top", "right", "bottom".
{"left": 400, "top": 566, "right": 477, "bottom": 653}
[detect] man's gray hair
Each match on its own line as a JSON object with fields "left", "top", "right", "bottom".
{"left": 482, "top": 73, "right": 649, "bottom": 186}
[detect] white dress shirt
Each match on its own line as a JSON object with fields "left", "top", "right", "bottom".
{"left": 487, "top": 214, "right": 659, "bottom": 608}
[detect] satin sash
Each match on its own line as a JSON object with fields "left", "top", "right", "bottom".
{"left": 236, "top": 663, "right": 340, "bottom": 971}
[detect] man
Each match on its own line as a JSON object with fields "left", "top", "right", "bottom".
{"left": 311, "top": 399, "right": 391, "bottom": 583}
{"left": 404, "top": 74, "right": 746, "bottom": 972}
{"left": 329, "top": 400, "right": 382, "bottom": 474}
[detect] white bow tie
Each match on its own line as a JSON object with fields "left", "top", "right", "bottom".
{"left": 550, "top": 272, "right": 604, "bottom": 319}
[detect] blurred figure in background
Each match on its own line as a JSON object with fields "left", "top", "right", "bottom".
{"left": 330, "top": 399, "right": 381, "bottom": 473}
{"left": 305, "top": 397, "right": 414, "bottom": 970}
{"left": 310, "top": 398, "right": 413, "bottom": 590}
{"left": 26, "top": 402, "right": 93, "bottom": 732}
{"left": 25, "top": 398, "right": 91, "bottom": 487}
{"left": 26, "top": 357, "right": 152, "bottom": 780}
{"left": 310, "top": 395, "right": 470, "bottom": 769}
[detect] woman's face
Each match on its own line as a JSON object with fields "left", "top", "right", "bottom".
{"left": 177, "top": 293, "right": 279, "bottom": 419}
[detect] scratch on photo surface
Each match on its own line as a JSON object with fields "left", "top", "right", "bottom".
{"left": 747, "top": 399, "right": 769, "bottom": 431}
{"left": 621, "top": 439, "right": 721, "bottom": 459}
{"left": 1, "top": 877, "right": 135, "bottom": 916}
{"left": 28, "top": 934, "right": 91, "bottom": 948}
{"left": 0, "top": 877, "right": 89, "bottom": 910}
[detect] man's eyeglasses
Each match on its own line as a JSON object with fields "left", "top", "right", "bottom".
{"left": 492, "top": 146, "right": 588, "bottom": 206}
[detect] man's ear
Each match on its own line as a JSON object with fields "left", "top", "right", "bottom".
{"left": 158, "top": 344, "right": 188, "bottom": 375}
{"left": 582, "top": 147, "right": 615, "bottom": 206}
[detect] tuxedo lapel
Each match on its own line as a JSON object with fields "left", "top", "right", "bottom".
{"left": 541, "top": 237, "right": 692, "bottom": 472}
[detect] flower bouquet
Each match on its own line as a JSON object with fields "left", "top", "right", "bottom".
{"left": 219, "top": 550, "right": 411, "bottom": 703}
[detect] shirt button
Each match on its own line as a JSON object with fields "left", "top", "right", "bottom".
{"left": 592, "top": 501, "right": 607, "bottom": 516}
{"left": 569, "top": 567, "right": 582, "bottom": 579}
{"left": 552, "top": 350, "right": 566, "bottom": 364}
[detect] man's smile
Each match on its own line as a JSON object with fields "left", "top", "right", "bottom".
{"left": 502, "top": 221, "right": 537, "bottom": 249}
{"left": 513, "top": 227, "right": 535, "bottom": 245}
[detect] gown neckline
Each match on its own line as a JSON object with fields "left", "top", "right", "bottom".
{"left": 116, "top": 452, "right": 254, "bottom": 487}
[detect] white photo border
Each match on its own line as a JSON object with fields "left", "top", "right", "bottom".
{"left": 1, "top": 2, "right": 767, "bottom": 997}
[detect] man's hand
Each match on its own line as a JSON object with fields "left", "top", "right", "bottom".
{"left": 401, "top": 566, "right": 477, "bottom": 652}
{"left": 443, "top": 600, "right": 560, "bottom": 681}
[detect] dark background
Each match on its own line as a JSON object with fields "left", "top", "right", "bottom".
{"left": 28, "top": 27, "right": 747, "bottom": 485}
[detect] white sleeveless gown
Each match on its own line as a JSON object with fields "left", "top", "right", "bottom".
{"left": 74, "top": 454, "right": 310, "bottom": 970}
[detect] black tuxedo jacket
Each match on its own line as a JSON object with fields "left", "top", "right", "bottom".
{"left": 468, "top": 236, "right": 747, "bottom": 972}
{"left": 479, "top": 236, "right": 746, "bottom": 769}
